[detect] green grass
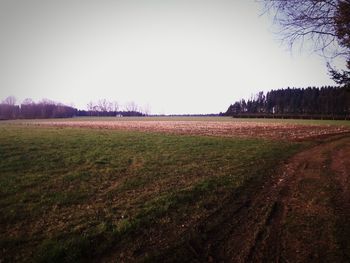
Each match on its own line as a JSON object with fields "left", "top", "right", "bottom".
{"left": 0, "top": 124, "right": 304, "bottom": 262}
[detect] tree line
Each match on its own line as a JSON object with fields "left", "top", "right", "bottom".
{"left": 0, "top": 97, "right": 145, "bottom": 120}
{"left": 79, "top": 99, "right": 145, "bottom": 117}
{"left": 224, "top": 86, "right": 350, "bottom": 119}
{"left": 0, "top": 97, "right": 77, "bottom": 120}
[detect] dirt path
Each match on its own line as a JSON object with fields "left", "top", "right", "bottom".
{"left": 97, "top": 135, "right": 350, "bottom": 263}
{"left": 147, "top": 135, "right": 350, "bottom": 263}
{"left": 200, "top": 134, "right": 350, "bottom": 262}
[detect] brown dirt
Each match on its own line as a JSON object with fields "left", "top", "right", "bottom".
{"left": 27, "top": 120, "right": 350, "bottom": 141}
{"left": 3, "top": 121, "right": 350, "bottom": 262}
{"left": 117, "top": 134, "right": 350, "bottom": 262}
{"left": 195, "top": 134, "right": 350, "bottom": 262}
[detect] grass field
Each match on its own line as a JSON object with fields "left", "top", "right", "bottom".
{"left": 0, "top": 118, "right": 349, "bottom": 262}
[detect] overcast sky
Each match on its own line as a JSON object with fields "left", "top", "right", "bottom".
{"left": 0, "top": 0, "right": 343, "bottom": 114}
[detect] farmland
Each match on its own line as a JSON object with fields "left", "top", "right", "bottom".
{"left": 17, "top": 116, "right": 350, "bottom": 140}
{"left": 1, "top": 117, "right": 350, "bottom": 262}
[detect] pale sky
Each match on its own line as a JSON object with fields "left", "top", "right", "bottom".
{"left": 0, "top": 0, "right": 342, "bottom": 114}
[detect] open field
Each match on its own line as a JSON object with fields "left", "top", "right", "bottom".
{"left": 1, "top": 118, "right": 350, "bottom": 262}
{"left": 14, "top": 116, "right": 350, "bottom": 141}
{"left": 14, "top": 115, "right": 350, "bottom": 126}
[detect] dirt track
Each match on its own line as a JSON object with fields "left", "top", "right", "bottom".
{"left": 194, "top": 134, "right": 350, "bottom": 262}
{"left": 13, "top": 121, "right": 350, "bottom": 262}
{"left": 141, "top": 134, "right": 350, "bottom": 262}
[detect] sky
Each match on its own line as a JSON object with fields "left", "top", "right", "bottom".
{"left": 0, "top": 0, "right": 344, "bottom": 114}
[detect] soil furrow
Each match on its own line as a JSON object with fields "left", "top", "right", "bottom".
{"left": 158, "top": 135, "right": 350, "bottom": 263}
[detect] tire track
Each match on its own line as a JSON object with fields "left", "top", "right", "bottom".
{"left": 182, "top": 135, "right": 350, "bottom": 262}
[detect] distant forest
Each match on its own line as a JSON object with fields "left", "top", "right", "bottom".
{"left": 2, "top": 86, "right": 350, "bottom": 120}
{"left": 0, "top": 98, "right": 144, "bottom": 120}
{"left": 224, "top": 86, "right": 350, "bottom": 120}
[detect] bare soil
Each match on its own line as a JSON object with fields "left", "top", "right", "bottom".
{"left": 3, "top": 122, "right": 349, "bottom": 262}
{"left": 112, "top": 134, "right": 350, "bottom": 262}
{"left": 25, "top": 120, "right": 350, "bottom": 262}
{"left": 28, "top": 120, "right": 350, "bottom": 141}
{"left": 196, "top": 135, "right": 350, "bottom": 262}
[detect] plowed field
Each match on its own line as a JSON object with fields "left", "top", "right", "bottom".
{"left": 1, "top": 118, "right": 350, "bottom": 262}
{"left": 27, "top": 119, "right": 350, "bottom": 140}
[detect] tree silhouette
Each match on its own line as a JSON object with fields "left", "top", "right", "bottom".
{"left": 225, "top": 86, "right": 350, "bottom": 119}
{"left": 263, "top": 0, "right": 350, "bottom": 85}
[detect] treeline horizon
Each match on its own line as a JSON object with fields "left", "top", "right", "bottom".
{"left": 0, "top": 97, "right": 145, "bottom": 120}
{"left": 223, "top": 86, "right": 350, "bottom": 120}
{"left": 2, "top": 86, "right": 350, "bottom": 120}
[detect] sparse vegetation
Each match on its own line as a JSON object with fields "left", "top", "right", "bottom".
{"left": 17, "top": 117, "right": 350, "bottom": 141}
{"left": 0, "top": 121, "right": 302, "bottom": 262}
{"left": 1, "top": 118, "right": 349, "bottom": 262}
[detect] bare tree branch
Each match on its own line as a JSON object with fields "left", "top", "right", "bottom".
{"left": 261, "top": 0, "right": 350, "bottom": 84}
